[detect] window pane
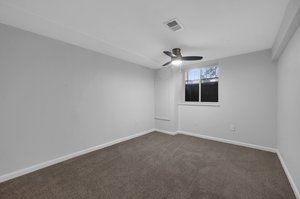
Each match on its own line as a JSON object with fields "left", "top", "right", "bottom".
{"left": 200, "top": 66, "right": 219, "bottom": 79}
{"left": 185, "top": 69, "right": 200, "bottom": 102}
{"left": 201, "top": 78, "right": 218, "bottom": 102}
{"left": 185, "top": 69, "right": 200, "bottom": 84}
{"left": 185, "top": 84, "right": 199, "bottom": 102}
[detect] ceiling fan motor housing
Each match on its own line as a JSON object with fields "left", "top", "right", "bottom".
{"left": 172, "top": 48, "right": 181, "bottom": 57}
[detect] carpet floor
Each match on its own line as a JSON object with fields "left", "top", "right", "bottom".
{"left": 0, "top": 132, "right": 296, "bottom": 199}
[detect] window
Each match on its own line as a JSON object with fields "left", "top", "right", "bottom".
{"left": 185, "top": 69, "right": 200, "bottom": 101}
{"left": 185, "top": 66, "right": 219, "bottom": 102}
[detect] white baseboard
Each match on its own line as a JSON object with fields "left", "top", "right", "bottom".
{"left": 176, "top": 130, "right": 277, "bottom": 153}
{"left": 154, "top": 129, "right": 276, "bottom": 153}
{"left": 277, "top": 151, "right": 300, "bottom": 199}
{"left": 0, "top": 129, "right": 155, "bottom": 183}
{"left": 154, "top": 128, "right": 177, "bottom": 135}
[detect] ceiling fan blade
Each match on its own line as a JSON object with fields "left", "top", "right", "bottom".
{"left": 182, "top": 56, "right": 203, "bottom": 61}
{"left": 163, "top": 51, "right": 176, "bottom": 58}
{"left": 162, "top": 61, "right": 172, "bottom": 66}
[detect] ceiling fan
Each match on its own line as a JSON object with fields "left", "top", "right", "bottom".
{"left": 162, "top": 48, "right": 203, "bottom": 66}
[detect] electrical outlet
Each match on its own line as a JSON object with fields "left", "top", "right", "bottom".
{"left": 230, "top": 124, "right": 236, "bottom": 132}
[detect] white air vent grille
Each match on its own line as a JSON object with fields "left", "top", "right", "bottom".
{"left": 164, "top": 18, "right": 183, "bottom": 32}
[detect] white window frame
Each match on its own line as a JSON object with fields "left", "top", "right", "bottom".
{"left": 179, "top": 64, "right": 220, "bottom": 107}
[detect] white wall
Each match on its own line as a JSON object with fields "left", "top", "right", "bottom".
{"left": 155, "top": 49, "right": 277, "bottom": 148}
{"left": 277, "top": 26, "right": 300, "bottom": 193}
{"left": 154, "top": 67, "right": 182, "bottom": 132}
{"left": 0, "top": 23, "right": 155, "bottom": 176}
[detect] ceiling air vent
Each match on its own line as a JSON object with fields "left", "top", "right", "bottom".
{"left": 164, "top": 18, "right": 183, "bottom": 32}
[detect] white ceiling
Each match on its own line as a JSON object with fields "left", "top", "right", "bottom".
{"left": 0, "top": 0, "right": 288, "bottom": 69}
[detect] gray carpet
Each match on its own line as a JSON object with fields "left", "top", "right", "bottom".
{"left": 0, "top": 132, "right": 296, "bottom": 199}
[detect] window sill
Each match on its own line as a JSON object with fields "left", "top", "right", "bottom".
{"left": 178, "top": 102, "right": 220, "bottom": 107}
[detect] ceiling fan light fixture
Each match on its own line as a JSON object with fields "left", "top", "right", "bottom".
{"left": 171, "top": 59, "right": 182, "bottom": 66}
{"left": 162, "top": 48, "right": 202, "bottom": 67}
